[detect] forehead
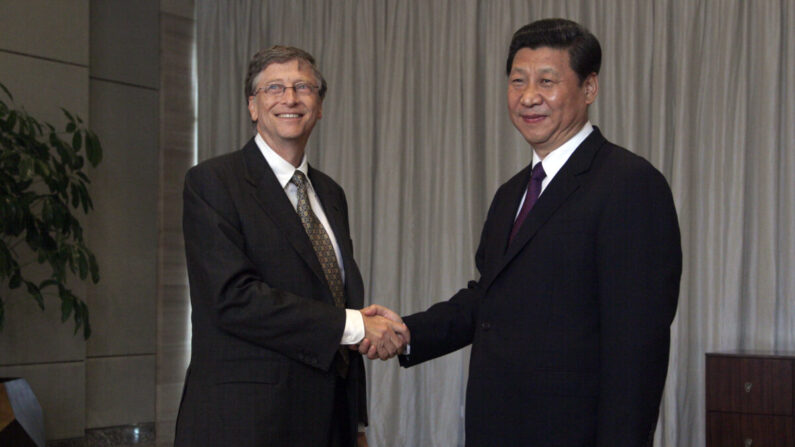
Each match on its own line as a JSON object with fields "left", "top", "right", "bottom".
{"left": 256, "top": 59, "right": 316, "bottom": 83}
{"left": 510, "top": 47, "right": 571, "bottom": 73}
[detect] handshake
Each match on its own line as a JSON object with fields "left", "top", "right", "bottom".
{"left": 350, "top": 305, "right": 410, "bottom": 360}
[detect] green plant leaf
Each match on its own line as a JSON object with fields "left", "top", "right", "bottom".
{"left": 72, "top": 131, "right": 82, "bottom": 152}
{"left": 78, "top": 300, "right": 91, "bottom": 338}
{"left": 66, "top": 121, "right": 76, "bottom": 133}
{"left": 0, "top": 82, "right": 12, "bottom": 100}
{"left": 40, "top": 231, "right": 56, "bottom": 251}
{"left": 66, "top": 245, "right": 76, "bottom": 275}
{"left": 42, "top": 198, "right": 53, "bottom": 223}
{"left": 60, "top": 107, "right": 75, "bottom": 123}
{"left": 19, "top": 156, "right": 35, "bottom": 181}
{"left": 0, "top": 298, "right": 4, "bottom": 332}
{"left": 61, "top": 293, "right": 73, "bottom": 322}
{"left": 0, "top": 244, "right": 14, "bottom": 278}
{"left": 9, "top": 272, "right": 21, "bottom": 289}
{"left": 34, "top": 159, "right": 51, "bottom": 178}
{"left": 25, "top": 281, "right": 44, "bottom": 309}
{"left": 38, "top": 278, "right": 58, "bottom": 289}
{"left": 77, "top": 250, "right": 88, "bottom": 280}
{"left": 77, "top": 182, "right": 90, "bottom": 213}
{"left": 88, "top": 252, "right": 99, "bottom": 283}
{"left": 70, "top": 183, "right": 80, "bottom": 208}
{"left": 85, "top": 132, "right": 102, "bottom": 166}
{"left": 7, "top": 110, "right": 17, "bottom": 132}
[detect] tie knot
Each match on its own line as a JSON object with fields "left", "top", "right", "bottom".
{"left": 531, "top": 162, "right": 546, "bottom": 181}
{"left": 291, "top": 170, "right": 308, "bottom": 188}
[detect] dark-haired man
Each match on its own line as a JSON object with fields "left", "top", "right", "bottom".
{"left": 175, "top": 45, "right": 407, "bottom": 447}
{"left": 365, "top": 18, "right": 681, "bottom": 446}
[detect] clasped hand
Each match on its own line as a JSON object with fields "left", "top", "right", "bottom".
{"left": 351, "top": 304, "right": 410, "bottom": 360}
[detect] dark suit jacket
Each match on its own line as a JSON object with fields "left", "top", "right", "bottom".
{"left": 174, "top": 138, "right": 367, "bottom": 447}
{"left": 400, "top": 128, "right": 682, "bottom": 447}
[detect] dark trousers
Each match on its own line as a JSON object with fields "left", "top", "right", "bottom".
{"left": 328, "top": 376, "right": 352, "bottom": 447}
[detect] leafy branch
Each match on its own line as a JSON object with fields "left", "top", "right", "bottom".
{"left": 0, "top": 82, "right": 102, "bottom": 339}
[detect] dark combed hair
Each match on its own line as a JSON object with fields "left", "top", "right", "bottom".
{"left": 506, "top": 18, "right": 601, "bottom": 84}
{"left": 244, "top": 45, "right": 327, "bottom": 100}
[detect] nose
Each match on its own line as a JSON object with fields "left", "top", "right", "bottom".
{"left": 519, "top": 84, "right": 541, "bottom": 107}
{"left": 281, "top": 86, "right": 299, "bottom": 104}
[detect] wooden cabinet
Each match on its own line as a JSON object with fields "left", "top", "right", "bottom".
{"left": 706, "top": 351, "right": 794, "bottom": 446}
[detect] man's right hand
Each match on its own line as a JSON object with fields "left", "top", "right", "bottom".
{"left": 355, "top": 305, "right": 410, "bottom": 360}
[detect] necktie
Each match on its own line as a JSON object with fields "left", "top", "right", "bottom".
{"left": 291, "top": 171, "right": 349, "bottom": 376}
{"left": 509, "top": 162, "right": 546, "bottom": 244}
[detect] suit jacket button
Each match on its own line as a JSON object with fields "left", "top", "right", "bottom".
{"left": 481, "top": 322, "right": 491, "bottom": 330}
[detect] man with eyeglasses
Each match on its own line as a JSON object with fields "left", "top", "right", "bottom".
{"left": 175, "top": 45, "right": 407, "bottom": 447}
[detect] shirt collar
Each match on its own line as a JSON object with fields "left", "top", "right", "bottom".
{"left": 532, "top": 121, "right": 593, "bottom": 176}
{"left": 254, "top": 133, "right": 310, "bottom": 189}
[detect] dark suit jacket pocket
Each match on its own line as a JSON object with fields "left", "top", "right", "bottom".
{"left": 214, "top": 360, "right": 283, "bottom": 384}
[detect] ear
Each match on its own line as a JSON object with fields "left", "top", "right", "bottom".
{"left": 247, "top": 96, "right": 258, "bottom": 122}
{"left": 317, "top": 100, "right": 323, "bottom": 120}
{"left": 583, "top": 73, "right": 598, "bottom": 105}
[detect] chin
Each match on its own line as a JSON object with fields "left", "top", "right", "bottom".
{"left": 522, "top": 133, "right": 548, "bottom": 146}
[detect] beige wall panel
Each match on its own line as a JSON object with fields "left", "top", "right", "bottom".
{"left": 90, "top": 0, "right": 159, "bottom": 88}
{"left": 86, "top": 80, "right": 158, "bottom": 357}
{"left": 0, "top": 0, "right": 89, "bottom": 65}
{"left": 85, "top": 355, "right": 155, "bottom": 428}
{"left": 0, "top": 362, "right": 85, "bottom": 440}
{"left": 161, "top": 0, "right": 194, "bottom": 20}
{"left": 0, "top": 288, "right": 86, "bottom": 365}
{"left": 0, "top": 52, "right": 88, "bottom": 128}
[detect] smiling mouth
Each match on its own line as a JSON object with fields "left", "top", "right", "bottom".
{"left": 276, "top": 113, "right": 302, "bottom": 118}
{"left": 521, "top": 114, "right": 546, "bottom": 123}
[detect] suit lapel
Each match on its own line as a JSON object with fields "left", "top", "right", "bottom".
{"left": 495, "top": 129, "right": 607, "bottom": 277}
{"left": 484, "top": 164, "right": 533, "bottom": 268}
{"left": 241, "top": 140, "right": 329, "bottom": 290}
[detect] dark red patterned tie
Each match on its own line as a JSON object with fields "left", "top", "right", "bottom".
{"left": 509, "top": 162, "right": 546, "bottom": 244}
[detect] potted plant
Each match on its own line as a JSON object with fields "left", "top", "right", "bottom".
{"left": 0, "top": 81, "right": 102, "bottom": 339}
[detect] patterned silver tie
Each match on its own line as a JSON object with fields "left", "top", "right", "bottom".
{"left": 291, "top": 171, "right": 345, "bottom": 308}
{"left": 291, "top": 171, "right": 349, "bottom": 376}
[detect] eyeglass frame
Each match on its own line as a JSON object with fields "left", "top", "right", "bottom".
{"left": 252, "top": 82, "right": 320, "bottom": 97}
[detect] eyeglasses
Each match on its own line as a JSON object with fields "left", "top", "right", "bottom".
{"left": 254, "top": 82, "right": 319, "bottom": 97}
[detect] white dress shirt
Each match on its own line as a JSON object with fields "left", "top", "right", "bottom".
{"left": 255, "top": 134, "right": 365, "bottom": 345}
{"left": 514, "top": 121, "right": 594, "bottom": 219}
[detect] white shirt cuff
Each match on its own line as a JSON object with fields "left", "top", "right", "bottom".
{"left": 341, "top": 309, "right": 365, "bottom": 345}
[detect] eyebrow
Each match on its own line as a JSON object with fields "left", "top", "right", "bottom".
{"left": 262, "top": 77, "right": 314, "bottom": 85}
{"left": 537, "top": 67, "right": 560, "bottom": 76}
{"left": 509, "top": 66, "right": 560, "bottom": 77}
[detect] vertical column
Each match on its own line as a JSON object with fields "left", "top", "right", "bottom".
{"left": 86, "top": 0, "right": 159, "bottom": 431}
{"left": 157, "top": 0, "right": 196, "bottom": 443}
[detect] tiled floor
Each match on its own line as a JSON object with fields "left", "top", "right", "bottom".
{"left": 116, "top": 443, "right": 171, "bottom": 447}
{"left": 46, "top": 423, "right": 167, "bottom": 447}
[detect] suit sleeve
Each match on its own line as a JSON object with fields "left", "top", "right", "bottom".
{"left": 595, "top": 164, "right": 682, "bottom": 446}
{"left": 183, "top": 165, "right": 345, "bottom": 371}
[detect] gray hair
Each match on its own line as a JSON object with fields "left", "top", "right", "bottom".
{"left": 244, "top": 45, "right": 327, "bottom": 100}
